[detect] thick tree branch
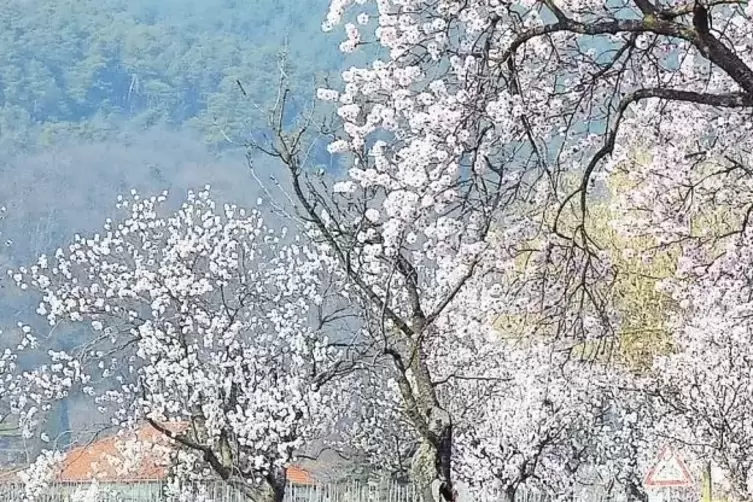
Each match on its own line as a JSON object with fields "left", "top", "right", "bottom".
{"left": 554, "top": 87, "right": 753, "bottom": 235}
{"left": 632, "top": 0, "right": 658, "bottom": 15}
{"left": 146, "top": 418, "right": 231, "bottom": 480}
{"left": 496, "top": 16, "right": 753, "bottom": 95}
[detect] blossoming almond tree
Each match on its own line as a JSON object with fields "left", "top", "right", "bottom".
{"left": 252, "top": 88, "right": 647, "bottom": 501}
{"left": 453, "top": 343, "right": 601, "bottom": 501}
{"left": 453, "top": 336, "right": 661, "bottom": 502}
{"left": 250, "top": 2, "right": 634, "bottom": 497}
{"left": 249, "top": 24, "right": 635, "bottom": 502}
{"left": 254, "top": 103, "right": 545, "bottom": 498}
{"left": 316, "top": 0, "right": 753, "bottom": 320}
{"left": 299, "top": 0, "right": 753, "bottom": 497}
{"left": 13, "top": 188, "right": 359, "bottom": 502}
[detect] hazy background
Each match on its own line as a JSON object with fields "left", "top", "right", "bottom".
{"left": 0, "top": 0, "right": 360, "bottom": 461}
{"left": 0, "top": 0, "right": 354, "bottom": 260}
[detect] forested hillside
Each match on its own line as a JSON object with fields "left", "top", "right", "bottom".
{"left": 0, "top": 0, "right": 345, "bottom": 153}
{"left": 0, "top": 0, "right": 349, "bottom": 268}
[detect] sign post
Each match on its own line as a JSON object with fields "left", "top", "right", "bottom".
{"left": 645, "top": 445, "right": 693, "bottom": 488}
{"left": 645, "top": 445, "right": 693, "bottom": 502}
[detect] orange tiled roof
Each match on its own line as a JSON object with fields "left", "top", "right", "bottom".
{"left": 0, "top": 469, "right": 24, "bottom": 483}
{"left": 47, "top": 422, "right": 315, "bottom": 485}
{"left": 59, "top": 423, "right": 175, "bottom": 482}
{"left": 286, "top": 465, "right": 315, "bottom": 485}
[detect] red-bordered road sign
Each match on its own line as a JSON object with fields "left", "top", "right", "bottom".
{"left": 645, "top": 445, "right": 693, "bottom": 488}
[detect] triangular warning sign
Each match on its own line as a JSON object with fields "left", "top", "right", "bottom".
{"left": 645, "top": 446, "right": 693, "bottom": 487}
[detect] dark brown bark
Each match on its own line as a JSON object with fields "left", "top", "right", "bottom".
{"left": 435, "top": 422, "right": 454, "bottom": 502}
{"left": 693, "top": 1, "right": 710, "bottom": 37}
{"left": 265, "top": 467, "right": 288, "bottom": 502}
{"left": 626, "top": 479, "right": 649, "bottom": 502}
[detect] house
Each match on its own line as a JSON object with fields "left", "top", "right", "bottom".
{"left": 0, "top": 422, "right": 317, "bottom": 501}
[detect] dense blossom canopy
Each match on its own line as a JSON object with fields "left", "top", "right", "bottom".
{"left": 314, "top": 0, "right": 753, "bottom": 499}
{"left": 12, "top": 188, "right": 357, "bottom": 500}
{"left": 6, "top": 0, "right": 753, "bottom": 500}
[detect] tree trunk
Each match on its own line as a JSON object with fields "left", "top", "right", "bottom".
{"left": 392, "top": 324, "right": 456, "bottom": 502}
{"left": 412, "top": 439, "right": 438, "bottom": 502}
{"left": 410, "top": 407, "right": 454, "bottom": 502}
{"left": 626, "top": 479, "right": 648, "bottom": 502}
{"left": 435, "top": 420, "right": 454, "bottom": 502}
{"left": 260, "top": 467, "right": 287, "bottom": 502}
{"left": 502, "top": 485, "right": 516, "bottom": 502}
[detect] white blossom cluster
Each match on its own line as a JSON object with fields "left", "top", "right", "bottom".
{"left": 11, "top": 188, "right": 352, "bottom": 495}
{"left": 18, "top": 449, "right": 65, "bottom": 502}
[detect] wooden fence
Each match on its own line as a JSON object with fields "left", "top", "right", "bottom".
{"left": 0, "top": 480, "right": 619, "bottom": 502}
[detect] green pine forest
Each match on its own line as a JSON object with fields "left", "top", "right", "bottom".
{"left": 0, "top": 0, "right": 348, "bottom": 153}
{"left": 0, "top": 0, "right": 363, "bottom": 266}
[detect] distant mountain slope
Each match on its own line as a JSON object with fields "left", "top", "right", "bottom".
{"left": 0, "top": 0, "right": 344, "bottom": 153}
